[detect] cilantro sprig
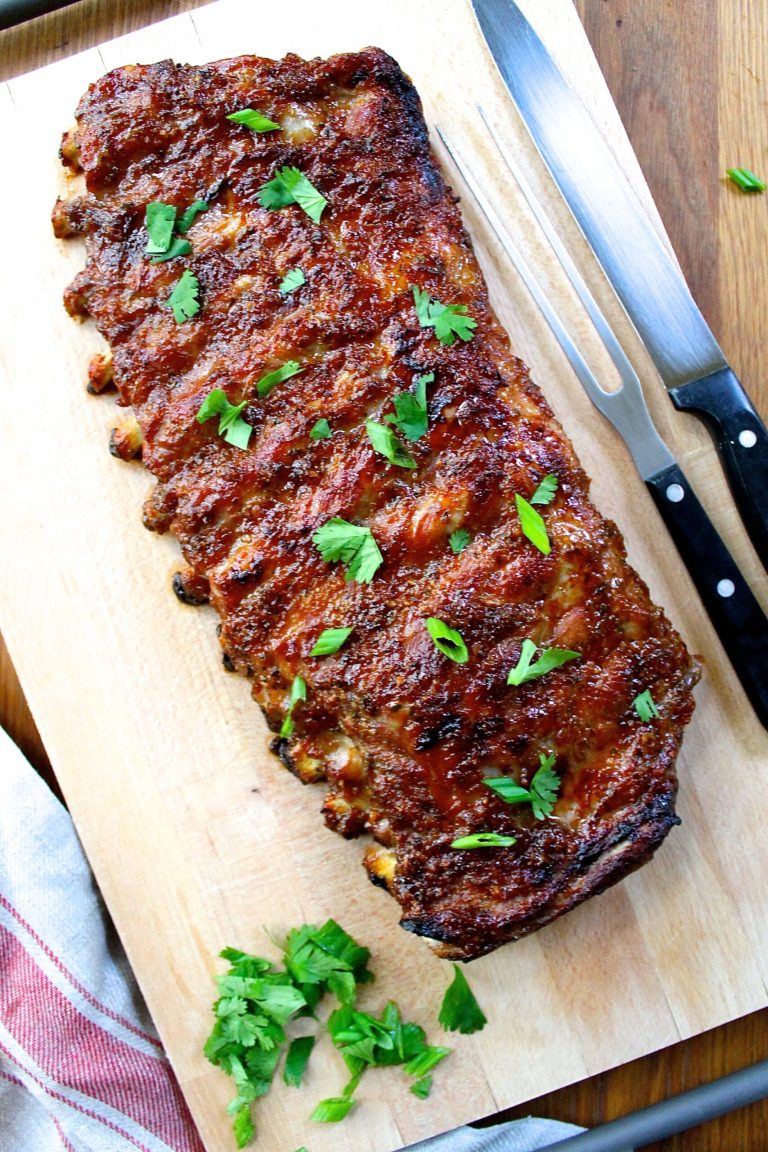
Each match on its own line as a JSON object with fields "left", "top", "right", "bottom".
{"left": 256, "top": 360, "right": 302, "bottom": 398}
{"left": 449, "top": 528, "right": 471, "bottom": 554}
{"left": 385, "top": 372, "right": 433, "bottom": 441}
{"left": 279, "top": 267, "right": 306, "bottom": 295}
{"left": 144, "top": 198, "right": 208, "bottom": 261}
{"left": 412, "top": 286, "right": 477, "bottom": 346}
{"left": 206, "top": 920, "right": 450, "bottom": 1146}
{"left": 366, "top": 420, "right": 417, "bottom": 469}
{"left": 313, "top": 518, "right": 383, "bottom": 584}
{"left": 484, "top": 752, "right": 561, "bottom": 820}
{"left": 258, "top": 166, "right": 328, "bottom": 223}
{"left": 196, "top": 389, "right": 252, "bottom": 449}
{"left": 438, "top": 965, "right": 487, "bottom": 1035}
{"left": 167, "top": 269, "right": 200, "bottom": 324}
{"left": 507, "top": 638, "right": 580, "bottom": 686}
{"left": 309, "top": 418, "right": 331, "bottom": 441}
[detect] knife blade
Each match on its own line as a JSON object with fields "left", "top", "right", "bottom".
{"left": 471, "top": 0, "right": 768, "bottom": 572}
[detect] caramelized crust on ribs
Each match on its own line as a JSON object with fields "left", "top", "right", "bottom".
{"left": 54, "top": 48, "right": 698, "bottom": 960}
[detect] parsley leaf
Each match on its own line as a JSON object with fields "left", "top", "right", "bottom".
{"left": 425, "top": 617, "right": 469, "bottom": 664}
{"left": 310, "top": 627, "right": 353, "bottom": 657}
{"left": 256, "top": 360, "right": 303, "bottom": 398}
{"left": 167, "top": 269, "right": 200, "bottom": 324}
{"left": 227, "top": 108, "right": 280, "bottom": 132}
{"left": 515, "top": 492, "right": 551, "bottom": 554}
{"left": 530, "top": 474, "right": 558, "bottom": 505}
{"left": 258, "top": 166, "right": 328, "bottom": 223}
{"left": 177, "top": 199, "right": 209, "bottom": 233}
{"left": 366, "top": 420, "right": 417, "bottom": 469}
{"left": 279, "top": 267, "right": 306, "bottom": 295}
{"left": 144, "top": 201, "right": 177, "bottom": 254}
{"left": 438, "top": 965, "right": 487, "bottom": 1035}
{"left": 313, "top": 518, "right": 383, "bottom": 584}
{"left": 726, "top": 167, "right": 766, "bottom": 192}
{"left": 196, "top": 388, "right": 252, "bottom": 449}
{"left": 280, "top": 676, "right": 306, "bottom": 739}
{"left": 450, "top": 832, "right": 517, "bottom": 849}
{"left": 634, "top": 689, "right": 659, "bottom": 721}
{"left": 309, "top": 418, "right": 331, "bottom": 440}
{"left": 412, "top": 286, "right": 477, "bottom": 346}
{"left": 384, "top": 372, "right": 432, "bottom": 441}
{"left": 506, "top": 638, "right": 580, "bottom": 686}
{"left": 449, "top": 528, "right": 471, "bottom": 554}
{"left": 483, "top": 752, "right": 561, "bottom": 820}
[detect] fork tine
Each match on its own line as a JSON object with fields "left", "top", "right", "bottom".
{"left": 434, "top": 122, "right": 674, "bottom": 481}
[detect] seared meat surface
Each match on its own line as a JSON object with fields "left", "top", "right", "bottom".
{"left": 54, "top": 48, "right": 698, "bottom": 960}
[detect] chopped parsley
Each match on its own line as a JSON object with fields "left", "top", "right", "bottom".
{"left": 258, "top": 166, "right": 328, "bottom": 223}
{"left": 310, "top": 627, "right": 353, "bottom": 657}
{"left": 166, "top": 269, "right": 200, "bottom": 324}
{"left": 425, "top": 617, "right": 469, "bottom": 664}
{"left": 507, "top": 638, "right": 580, "bottom": 686}
{"left": 256, "top": 360, "right": 303, "bottom": 398}
{"left": 280, "top": 676, "right": 306, "bottom": 739}
{"left": 450, "top": 832, "right": 517, "bottom": 849}
{"left": 227, "top": 108, "right": 280, "bottom": 132}
{"left": 313, "top": 518, "right": 383, "bottom": 584}
{"left": 483, "top": 752, "right": 560, "bottom": 820}
{"left": 196, "top": 389, "right": 252, "bottom": 449}
{"left": 438, "top": 965, "right": 487, "bottom": 1035}
{"left": 366, "top": 420, "right": 417, "bottom": 469}
{"left": 309, "top": 418, "right": 331, "bottom": 440}
{"left": 726, "top": 167, "right": 766, "bottom": 192}
{"left": 530, "top": 473, "right": 558, "bottom": 505}
{"left": 279, "top": 267, "right": 306, "bottom": 295}
{"left": 384, "top": 372, "right": 433, "bottom": 441}
{"left": 449, "top": 528, "right": 471, "bottom": 554}
{"left": 515, "top": 492, "right": 551, "bottom": 554}
{"left": 634, "top": 688, "right": 659, "bottom": 721}
{"left": 412, "top": 285, "right": 477, "bottom": 345}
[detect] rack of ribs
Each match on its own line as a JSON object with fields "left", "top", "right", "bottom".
{"left": 53, "top": 47, "right": 698, "bottom": 960}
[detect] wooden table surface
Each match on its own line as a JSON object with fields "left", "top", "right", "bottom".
{"left": 2, "top": 2, "right": 766, "bottom": 1149}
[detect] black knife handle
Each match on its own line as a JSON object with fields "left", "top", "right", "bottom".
{"left": 646, "top": 462, "right": 768, "bottom": 729}
{"left": 670, "top": 367, "right": 768, "bottom": 572}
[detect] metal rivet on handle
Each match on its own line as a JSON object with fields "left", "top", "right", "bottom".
{"left": 666, "top": 483, "right": 685, "bottom": 503}
{"left": 739, "top": 429, "right": 757, "bottom": 448}
{"left": 717, "top": 579, "right": 736, "bottom": 598}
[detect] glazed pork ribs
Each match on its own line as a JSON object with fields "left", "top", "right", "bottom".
{"left": 54, "top": 47, "right": 698, "bottom": 960}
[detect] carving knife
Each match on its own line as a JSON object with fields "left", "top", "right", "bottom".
{"left": 470, "top": 0, "right": 768, "bottom": 571}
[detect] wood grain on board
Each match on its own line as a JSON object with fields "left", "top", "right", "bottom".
{"left": 1, "top": 2, "right": 767, "bottom": 1150}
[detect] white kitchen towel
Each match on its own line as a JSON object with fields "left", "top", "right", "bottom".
{"left": 0, "top": 724, "right": 584, "bottom": 1152}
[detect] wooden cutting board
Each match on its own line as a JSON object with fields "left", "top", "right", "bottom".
{"left": 1, "top": 2, "right": 766, "bottom": 1149}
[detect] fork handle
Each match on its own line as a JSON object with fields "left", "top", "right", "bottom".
{"left": 646, "top": 461, "right": 768, "bottom": 729}
{"left": 670, "top": 367, "right": 768, "bottom": 572}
